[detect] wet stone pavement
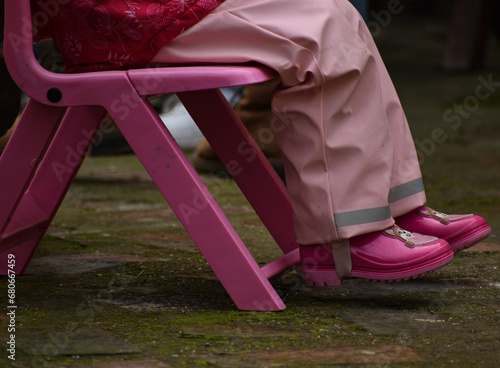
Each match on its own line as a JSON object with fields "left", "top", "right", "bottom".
{"left": 2, "top": 235, "right": 499, "bottom": 368}
{"left": 2, "top": 13, "right": 500, "bottom": 368}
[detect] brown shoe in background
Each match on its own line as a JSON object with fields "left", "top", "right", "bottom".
{"left": 192, "top": 79, "right": 285, "bottom": 180}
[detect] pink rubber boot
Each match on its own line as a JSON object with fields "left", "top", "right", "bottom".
{"left": 396, "top": 207, "right": 491, "bottom": 252}
{"left": 298, "top": 225, "right": 454, "bottom": 286}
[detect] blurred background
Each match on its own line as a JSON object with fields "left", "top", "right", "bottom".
{"left": 368, "top": 0, "right": 500, "bottom": 239}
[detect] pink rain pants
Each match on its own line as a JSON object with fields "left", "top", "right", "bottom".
{"left": 152, "top": 0, "right": 426, "bottom": 245}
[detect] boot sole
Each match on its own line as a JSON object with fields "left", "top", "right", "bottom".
{"left": 299, "top": 249, "right": 454, "bottom": 286}
{"left": 448, "top": 224, "right": 491, "bottom": 252}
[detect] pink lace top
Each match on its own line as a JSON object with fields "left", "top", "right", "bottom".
{"left": 32, "top": 0, "right": 225, "bottom": 72}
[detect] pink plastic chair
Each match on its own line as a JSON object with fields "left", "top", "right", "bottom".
{"left": 0, "top": 0, "right": 300, "bottom": 310}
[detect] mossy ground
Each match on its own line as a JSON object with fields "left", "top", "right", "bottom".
{"left": 2, "top": 11, "right": 500, "bottom": 368}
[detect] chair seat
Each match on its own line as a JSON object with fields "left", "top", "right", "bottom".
{"left": 130, "top": 63, "right": 277, "bottom": 95}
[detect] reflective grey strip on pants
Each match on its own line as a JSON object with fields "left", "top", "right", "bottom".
{"left": 388, "top": 177, "right": 425, "bottom": 204}
{"left": 334, "top": 177, "right": 425, "bottom": 228}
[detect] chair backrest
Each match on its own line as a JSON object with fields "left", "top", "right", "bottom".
{"left": 3, "top": 0, "right": 276, "bottom": 109}
{"left": 4, "top": 0, "right": 136, "bottom": 107}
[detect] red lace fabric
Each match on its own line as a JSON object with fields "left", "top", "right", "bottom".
{"left": 32, "top": 0, "right": 225, "bottom": 72}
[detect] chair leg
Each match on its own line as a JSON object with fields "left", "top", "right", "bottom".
{"left": 112, "top": 96, "right": 286, "bottom": 311}
{"left": 0, "top": 103, "right": 105, "bottom": 274}
{"left": 178, "top": 89, "right": 298, "bottom": 254}
{"left": 0, "top": 100, "right": 66, "bottom": 275}
{"left": 24, "top": 105, "right": 105, "bottom": 214}
{"left": 0, "top": 239, "right": 40, "bottom": 275}
{"left": 0, "top": 100, "right": 66, "bottom": 233}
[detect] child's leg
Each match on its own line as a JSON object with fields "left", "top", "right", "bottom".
{"left": 334, "top": 0, "right": 426, "bottom": 217}
{"left": 333, "top": 1, "right": 491, "bottom": 253}
{"left": 153, "top": 0, "right": 476, "bottom": 284}
{"left": 153, "top": 0, "right": 422, "bottom": 244}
